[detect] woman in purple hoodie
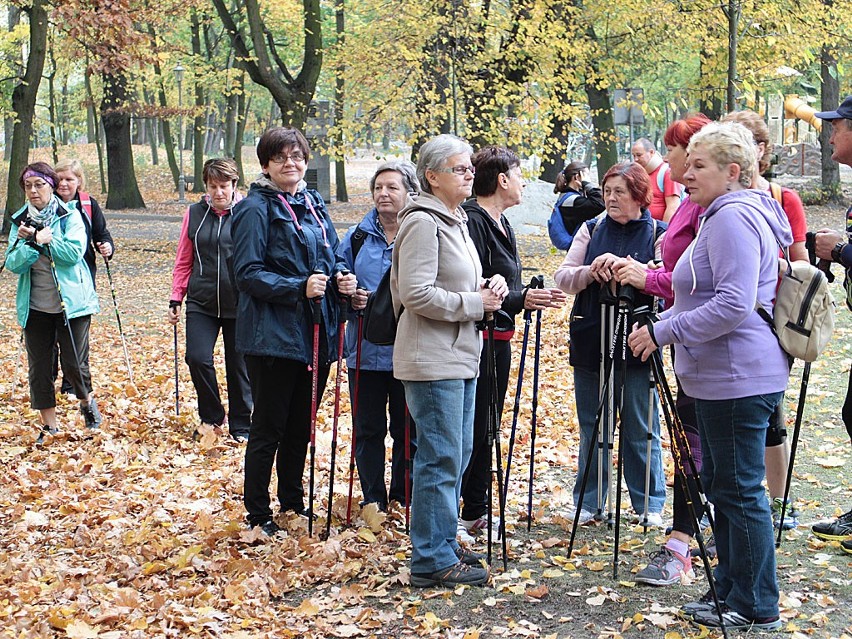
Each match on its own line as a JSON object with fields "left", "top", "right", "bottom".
{"left": 628, "top": 122, "right": 791, "bottom": 632}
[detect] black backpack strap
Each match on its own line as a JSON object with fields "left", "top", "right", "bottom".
{"left": 350, "top": 224, "right": 367, "bottom": 263}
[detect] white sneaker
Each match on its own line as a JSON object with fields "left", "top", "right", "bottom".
{"left": 631, "top": 511, "right": 664, "bottom": 528}
{"left": 459, "top": 515, "right": 502, "bottom": 539}
{"left": 567, "top": 506, "right": 597, "bottom": 525}
{"left": 457, "top": 519, "right": 476, "bottom": 544}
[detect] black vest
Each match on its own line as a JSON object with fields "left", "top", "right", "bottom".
{"left": 186, "top": 200, "right": 237, "bottom": 318}
{"left": 569, "top": 209, "right": 664, "bottom": 370}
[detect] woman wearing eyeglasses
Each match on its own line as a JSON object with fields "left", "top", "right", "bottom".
{"left": 391, "top": 134, "right": 507, "bottom": 587}
{"left": 230, "top": 127, "right": 357, "bottom": 536}
{"left": 5, "top": 161, "right": 101, "bottom": 441}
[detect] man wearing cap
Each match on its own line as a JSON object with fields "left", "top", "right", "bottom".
{"left": 631, "top": 138, "right": 683, "bottom": 222}
{"left": 812, "top": 95, "right": 852, "bottom": 555}
{"left": 553, "top": 160, "right": 605, "bottom": 240}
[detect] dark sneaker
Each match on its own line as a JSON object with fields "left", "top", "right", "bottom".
{"left": 410, "top": 561, "right": 489, "bottom": 587}
{"left": 250, "top": 519, "right": 281, "bottom": 537}
{"left": 811, "top": 508, "right": 852, "bottom": 541}
{"left": 690, "top": 604, "right": 781, "bottom": 631}
{"left": 680, "top": 589, "right": 725, "bottom": 619}
{"left": 772, "top": 497, "right": 800, "bottom": 530}
{"left": 80, "top": 398, "right": 102, "bottom": 429}
{"left": 35, "top": 425, "right": 59, "bottom": 444}
{"left": 635, "top": 547, "right": 694, "bottom": 586}
{"left": 231, "top": 431, "right": 249, "bottom": 443}
{"left": 690, "top": 532, "right": 717, "bottom": 559}
{"left": 841, "top": 539, "right": 852, "bottom": 555}
{"left": 455, "top": 546, "right": 486, "bottom": 566}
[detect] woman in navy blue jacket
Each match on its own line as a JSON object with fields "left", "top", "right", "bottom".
{"left": 231, "top": 127, "right": 357, "bottom": 536}
{"left": 338, "top": 160, "right": 420, "bottom": 512}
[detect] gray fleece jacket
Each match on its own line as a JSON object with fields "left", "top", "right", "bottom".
{"left": 391, "top": 192, "right": 485, "bottom": 381}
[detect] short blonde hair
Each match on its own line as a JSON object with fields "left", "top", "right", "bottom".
{"left": 687, "top": 122, "right": 756, "bottom": 188}
{"left": 54, "top": 158, "right": 86, "bottom": 191}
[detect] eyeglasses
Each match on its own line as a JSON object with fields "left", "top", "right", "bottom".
{"left": 24, "top": 181, "right": 50, "bottom": 191}
{"left": 435, "top": 165, "right": 476, "bottom": 176}
{"left": 269, "top": 151, "right": 306, "bottom": 164}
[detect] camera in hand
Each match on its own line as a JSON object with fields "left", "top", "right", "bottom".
{"left": 24, "top": 217, "right": 45, "bottom": 232}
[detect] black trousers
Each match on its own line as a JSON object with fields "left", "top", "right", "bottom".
{"left": 461, "top": 338, "right": 511, "bottom": 521}
{"left": 25, "top": 310, "right": 91, "bottom": 410}
{"left": 844, "top": 366, "right": 852, "bottom": 445}
{"left": 185, "top": 311, "right": 252, "bottom": 433}
{"left": 349, "top": 369, "right": 415, "bottom": 508}
{"left": 243, "top": 355, "right": 329, "bottom": 526}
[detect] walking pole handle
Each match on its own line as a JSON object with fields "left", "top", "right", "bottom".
{"left": 310, "top": 268, "right": 325, "bottom": 324}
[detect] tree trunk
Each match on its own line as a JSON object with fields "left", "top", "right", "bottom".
{"left": 191, "top": 11, "right": 205, "bottom": 192}
{"left": 820, "top": 45, "right": 841, "bottom": 202}
{"left": 3, "top": 0, "right": 48, "bottom": 233}
{"left": 102, "top": 71, "right": 145, "bottom": 209}
{"left": 585, "top": 78, "right": 618, "bottom": 177}
{"left": 334, "top": 0, "right": 348, "bottom": 202}
{"left": 234, "top": 81, "right": 249, "bottom": 186}
{"left": 4, "top": 5, "right": 22, "bottom": 163}
{"left": 47, "top": 32, "right": 59, "bottom": 164}
{"left": 725, "top": 0, "right": 740, "bottom": 113}
{"left": 210, "top": 0, "right": 322, "bottom": 129}
{"left": 84, "top": 64, "right": 107, "bottom": 193}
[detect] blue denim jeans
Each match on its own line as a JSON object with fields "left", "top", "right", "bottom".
{"left": 573, "top": 366, "right": 666, "bottom": 515}
{"left": 695, "top": 392, "right": 783, "bottom": 620}
{"left": 403, "top": 378, "right": 476, "bottom": 574}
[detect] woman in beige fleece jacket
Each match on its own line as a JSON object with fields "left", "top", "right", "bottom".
{"left": 391, "top": 134, "right": 506, "bottom": 588}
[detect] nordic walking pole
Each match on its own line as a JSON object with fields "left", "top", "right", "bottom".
{"left": 777, "top": 361, "right": 810, "bottom": 546}
{"left": 11, "top": 331, "right": 23, "bottom": 399}
{"left": 173, "top": 323, "right": 180, "bottom": 416}
{"left": 307, "top": 269, "right": 325, "bottom": 538}
{"left": 503, "top": 275, "right": 542, "bottom": 510}
{"left": 346, "top": 291, "right": 366, "bottom": 525}
{"left": 326, "top": 270, "right": 349, "bottom": 538}
{"left": 526, "top": 306, "right": 543, "bottom": 532}
{"left": 101, "top": 254, "right": 133, "bottom": 384}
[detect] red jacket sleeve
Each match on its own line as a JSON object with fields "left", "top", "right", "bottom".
{"left": 170, "top": 208, "right": 193, "bottom": 302}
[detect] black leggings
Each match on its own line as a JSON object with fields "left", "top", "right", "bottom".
{"left": 844, "top": 366, "right": 852, "bottom": 445}
{"left": 670, "top": 387, "right": 706, "bottom": 537}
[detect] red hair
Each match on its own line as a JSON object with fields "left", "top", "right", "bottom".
{"left": 663, "top": 113, "right": 712, "bottom": 149}
{"left": 602, "top": 162, "right": 652, "bottom": 208}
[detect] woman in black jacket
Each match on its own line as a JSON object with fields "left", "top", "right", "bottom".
{"left": 167, "top": 158, "right": 252, "bottom": 441}
{"left": 459, "top": 146, "right": 565, "bottom": 542}
{"left": 231, "top": 127, "right": 356, "bottom": 536}
{"left": 54, "top": 159, "right": 115, "bottom": 396}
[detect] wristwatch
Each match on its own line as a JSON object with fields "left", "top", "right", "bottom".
{"left": 831, "top": 240, "right": 848, "bottom": 264}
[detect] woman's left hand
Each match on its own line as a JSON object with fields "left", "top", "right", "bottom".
{"left": 628, "top": 324, "right": 658, "bottom": 362}
{"left": 485, "top": 274, "right": 509, "bottom": 299}
{"left": 96, "top": 242, "right": 113, "bottom": 257}
{"left": 336, "top": 271, "right": 357, "bottom": 297}
{"left": 613, "top": 255, "right": 648, "bottom": 290}
{"left": 524, "top": 288, "right": 567, "bottom": 310}
{"left": 588, "top": 252, "right": 619, "bottom": 283}
{"left": 35, "top": 227, "right": 53, "bottom": 245}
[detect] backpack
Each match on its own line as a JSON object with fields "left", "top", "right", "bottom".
{"left": 362, "top": 268, "right": 399, "bottom": 346}
{"left": 756, "top": 250, "right": 835, "bottom": 362}
{"left": 78, "top": 191, "right": 94, "bottom": 221}
{"left": 349, "top": 224, "right": 367, "bottom": 263}
{"left": 548, "top": 192, "right": 580, "bottom": 250}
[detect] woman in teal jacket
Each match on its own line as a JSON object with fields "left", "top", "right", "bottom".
{"left": 5, "top": 162, "right": 101, "bottom": 441}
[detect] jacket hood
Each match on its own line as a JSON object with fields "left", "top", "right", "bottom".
{"left": 398, "top": 192, "right": 465, "bottom": 226}
{"left": 701, "top": 189, "right": 793, "bottom": 247}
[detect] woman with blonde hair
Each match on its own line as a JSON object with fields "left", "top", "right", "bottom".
{"left": 629, "top": 122, "right": 791, "bottom": 631}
